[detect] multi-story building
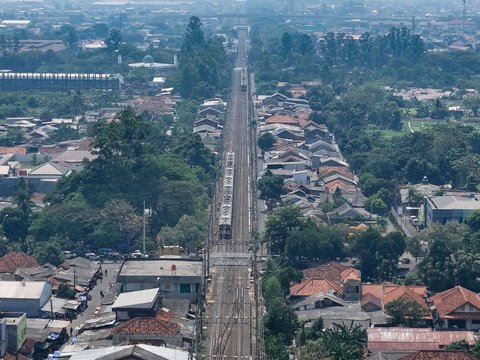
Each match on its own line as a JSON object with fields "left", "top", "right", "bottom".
{"left": 0, "top": 73, "right": 123, "bottom": 92}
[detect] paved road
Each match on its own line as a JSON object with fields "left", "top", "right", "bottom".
{"left": 70, "top": 262, "right": 121, "bottom": 333}
{"left": 207, "top": 25, "right": 255, "bottom": 360}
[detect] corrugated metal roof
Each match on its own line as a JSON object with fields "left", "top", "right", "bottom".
{"left": 367, "top": 328, "right": 476, "bottom": 352}
{"left": 0, "top": 280, "right": 48, "bottom": 299}
{"left": 112, "top": 288, "right": 159, "bottom": 309}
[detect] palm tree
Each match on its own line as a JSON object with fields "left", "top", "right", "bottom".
{"left": 15, "top": 178, "right": 35, "bottom": 218}
{"left": 321, "top": 322, "right": 367, "bottom": 360}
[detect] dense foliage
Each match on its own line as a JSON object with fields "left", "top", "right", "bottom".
{"left": 174, "top": 16, "right": 230, "bottom": 100}
{"left": 1, "top": 109, "right": 215, "bottom": 256}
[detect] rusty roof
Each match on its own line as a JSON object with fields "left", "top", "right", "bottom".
{"left": 290, "top": 278, "right": 342, "bottom": 297}
{"left": 400, "top": 351, "right": 476, "bottom": 360}
{"left": 0, "top": 146, "right": 27, "bottom": 155}
{"left": 112, "top": 317, "right": 180, "bottom": 335}
{"left": 430, "top": 286, "right": 480, "bottom": 320}
{"left": 0, "top": 252, "right": 39, "bottom": 273}
{"left": 265, "top": 114, "right": 301, "bottom": 126}
{"left": 367, "top": 328, "right": 476, "bottom": 352}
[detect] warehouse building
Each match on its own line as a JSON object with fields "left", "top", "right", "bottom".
{"left": 0, "top": 72, "right": 123, "bottom": 92}
{"left": 117, "top": 259, "right": 202, "bottom": 301}
{"left": 0, "top": 281, "right": 51, "bottom": 317}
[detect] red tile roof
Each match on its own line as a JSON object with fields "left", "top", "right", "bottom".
{"left": 303, "top": 261, "right": 350, "bottom": 281}
{"left": 290, "top": 278, "right": 342, "bottom": 297}
{"left": 401, "top": 351, "right": 476, "bottom": 360}
{"left": 0, "top": 251, "right": 39, "bottom": 273}
{"left": 265, "top": 114, "right": 300, "bottom": 126}
{"left": 112, "top": 317, "right": 180, "bottom": 335}
{"left": 383, "top": 285, "right": 431, "bottom": 318}
{"left": 340, "top": 268, "right": 361, "bottom": 282}
{"left": 430, "top": 286, "right": 480, "bottom": 320}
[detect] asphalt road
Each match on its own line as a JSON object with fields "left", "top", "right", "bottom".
{"left": 70, "top": 262, "right": 121, "bottom": 333}
{"left": 206, "top": 26, "right": 255, "bottom": 360}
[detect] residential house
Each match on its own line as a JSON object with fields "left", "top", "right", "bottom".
{"left": 290, "top": 279, "right": 342, "bottom": 298}
{"left": 197, "top": 107, "right": 224, "bottom": 118}
{"left": 327, "top": 203, "right": 377, "bottom": 224}
{"left": 361, "top": 284, "right": 431, "bottom": 323}
{"left": 429, "top": 286, "right": 480, "bottom": 330}
{"left": 300, "top": 262, "right": 362, "bottom": 301}
{"left": 367, "top": 328, "right": 475, "bottom": 352}
{"left": 111, "top": 317, "right": 183, "bottom": 347}
{"left": 200, "top": 98, "right": 225, "bottom": 112}
{"left": 50, "top": 150, "right": 97, "bottom": 171}
{"left": 265, "top": 113, "right": 307, "bottom": 128}
{"left": 0, "top": 252, "right": 39, "bottom": 274}
{"left": 311, "top": 156, "right": 348, "bottom": 170}
{"left": 323, "top": 176, "right": 357, "bottom": 193}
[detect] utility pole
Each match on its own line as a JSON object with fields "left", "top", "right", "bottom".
{"left": 463, "top": 0, "right": 467, "bottom": 33}
{"left": 143, "top": 200, "right": 146, "bottom": 257}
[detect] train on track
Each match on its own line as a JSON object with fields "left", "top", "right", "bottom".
{"left": 219, "top": 152, "right": 235, "bottom": 240}
{"left": 240, "top": 68, "right": 247, "bottom": 92}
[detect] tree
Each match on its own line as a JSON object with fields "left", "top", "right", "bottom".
{"left": 385, "top": 298, "right": 425, "bottom": 326}
{"left": 444, "top": 340, "right": 471, "bottom": 352}
{"left": 93, "top": 23, "right": 109, "bottom": 38}
{"left": 265, "top": 335, "right": 289, "bottom": 360}
{"left": 56, "top": 283, "right": 76, "bottom": 300}
{"left": 417, "top": 237, "right": 455, "bottom": 292}
{"left": 258, "top": 133, "right": 276, "bottom": 151}
{"left": 264, "top": 206, "right": 307, "bottom": 254}
{"left": 105, "top": 28, "right": 121, "bottom": 52}
{"left": 286, "top": 222, "right": 344, "bottom": 262}
{"left": 181, "top": 16, "right": 205, "bottom": 54}
{"left": 264, "top": 298, "right": 299, "bottom": 345}
{"left": 464, "top": 96, "right": 480, "bottom": 117}
{"left": 32, "top": 237, "right": 65, "bottom": 266}
{"left": 364, "top": 193, "right": 388, "bottom": 216}
{"left": 1, "top": 208, "right": 28, "bottom": 242}
{"left": 467, "top": 210, "right": 480, "bottom": 232}
{"left": 262, "top": 275, "right": 284, "bottom": 307}
{"left": 15, "top": 178, "right": 34, "bottom": 219}
{"left": 258, "top": 170, "right": 284, "bottom": 207}
{"left": 354, "top": 229, "right": 405, "bottom": 281}
{"left": 319, "top": 322, "right": 367, "bottom": 360}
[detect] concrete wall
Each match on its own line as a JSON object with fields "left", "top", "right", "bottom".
{"left": 112, "top": 333, "right": 183, "bottom": 347}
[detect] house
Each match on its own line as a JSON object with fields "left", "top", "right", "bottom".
{"left": 193, "top": 117, "right": 221, "bottom": 129}
{"left": 361, "top": 283, "right": 429, "bottom": 318}
{"left": 367, "top": 328, "right": 475, "bottom": 352}
{"left": 111, "top": 317, "right": 183, "bottom": 347}
{"left": 423, "top": 195, "right": 480, "bottom": 228}
{"left": 66, "top": 344, "right": 189, "bottom": 360}
{"left": 0, "top": 312, "right": 27, "bottom": 355}
{"left": 318, "top": 166, "right": 355, "bottom": 181}
{"left": 429, "top": 286, "right": 480, "bottom": 330}
{"left": 112, "top": 288, "right": 159, "bottom": 321}
{"left": 400, "top": 351, "right": 476, "bottom": 360}
{"left": 297, "top": 262, "right": 361, "bottom": 301}
{"left": 50, "top": 150, "right": 97, "bottom": 171}
{"left": 117, "top": 259, "right": 202, "bottom": 301}
{"left": 324, "top": 178, "right": 357, "bottom": 192}
{"left": 265, "top": 113, "right": 304, "bottom": 128}
{"left": 311, "top": 156, "right": 348, "bottom": 170}
{"left": 0, "top": 252, "right": 39, "bottom": 274}
{"left": 327, "top": 203, "right": 377, "bottom": 223}
{"left": 0, "top": 281, "right": 51, "bottom": 317}
{"left": 290, "top": 279, "right": 342, "bottom": 298}
{"left": 197, "top": 107, "right": 224, "bottom": 118}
